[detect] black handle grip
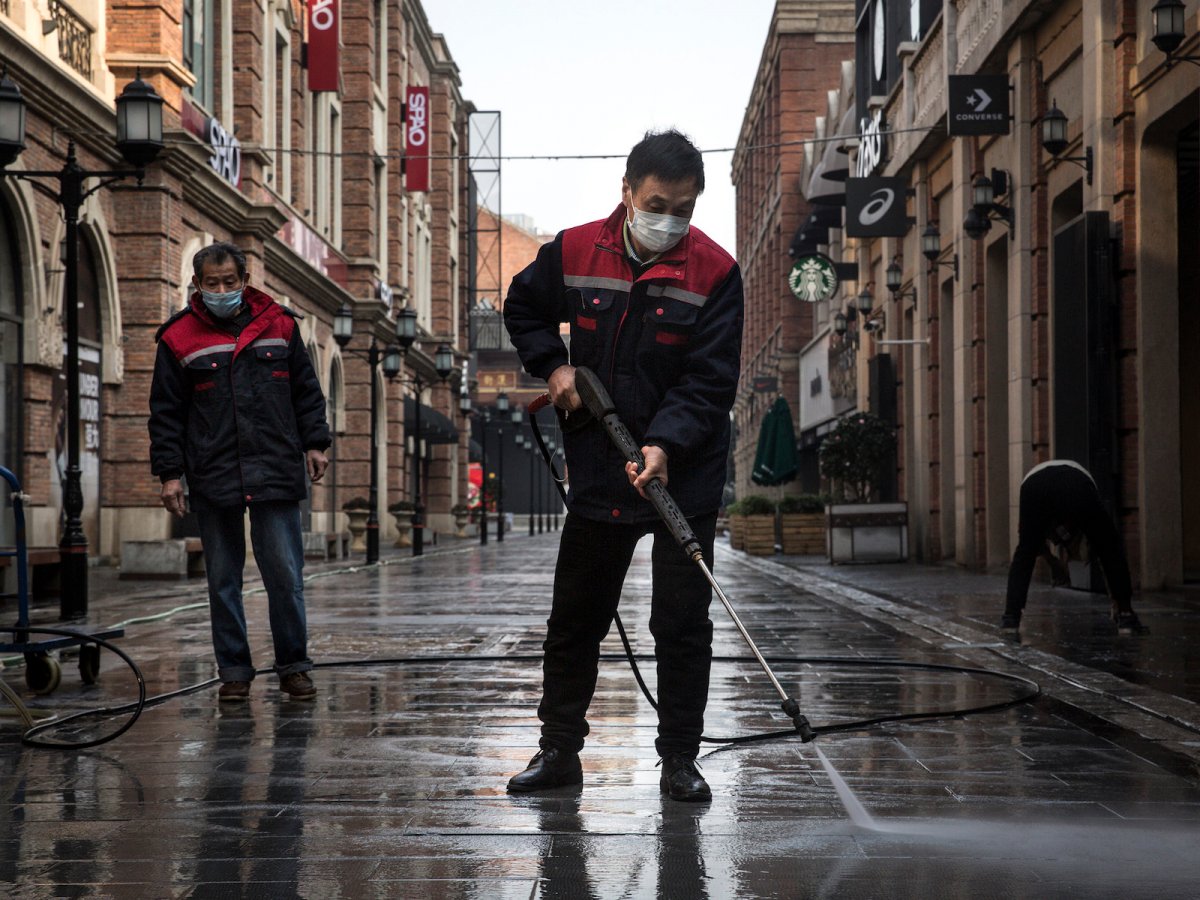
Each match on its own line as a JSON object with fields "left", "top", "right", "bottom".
{"left": 573, "top": 368, "right": 702, "bottom": 560}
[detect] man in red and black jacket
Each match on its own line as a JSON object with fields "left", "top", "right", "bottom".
{"left": 503, "top": 131, "right": 743, "bottom": 802}
{"left": 149, "top": 242, "right": 331, "bottom": 703}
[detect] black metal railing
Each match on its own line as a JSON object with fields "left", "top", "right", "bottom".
{"left": 469, "top": 305, "right": 515, "bottom": 351}
{"left": 49, "top": 0, "right": 94, "bottom": 80}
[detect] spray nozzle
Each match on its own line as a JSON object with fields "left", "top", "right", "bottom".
{"left": 782, "top": 698, "right": 816, "bottom": 742}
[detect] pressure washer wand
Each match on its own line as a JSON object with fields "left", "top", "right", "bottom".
{"left": 573, "top": 367, "right": 814, "bottom": 741}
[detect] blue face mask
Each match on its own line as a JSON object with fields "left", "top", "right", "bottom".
{"left": 201, "top": 288, "right": 244, "bottom": 319}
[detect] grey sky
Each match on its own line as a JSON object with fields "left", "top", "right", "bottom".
{"left": 425, "top": 0, "right": 777, "bottom": 255}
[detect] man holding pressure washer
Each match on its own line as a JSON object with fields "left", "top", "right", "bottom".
{"left": 503, "top": 130, "right": 743, "bottom": 801}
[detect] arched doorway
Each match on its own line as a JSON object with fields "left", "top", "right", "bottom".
{"left": 0, "top": 202, "right": 22, "bottom": 547}
{"left": 52, "top": 235, "right": 103, "bottom": 549}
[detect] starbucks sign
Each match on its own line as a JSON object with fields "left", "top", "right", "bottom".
{"left": 788, "top": 253, "right": 839, "bottom": 303}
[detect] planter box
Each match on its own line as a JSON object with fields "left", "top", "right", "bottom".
{"left": 729, "top": 514, "right": 746, "bottom": 550}
{"left": 780, "top": 513, "right": 826, "bottom": 555}
{"left": 742, "top": 515, "right": 776, "bottom": 556}
{"left": 827, "top": 502, "right": 908, "bottom": 563}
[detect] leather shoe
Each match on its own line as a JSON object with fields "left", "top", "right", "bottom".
{"left": 507, "top": 747, "right": 582, "bottom": 793}
{"left": 659, "top": 753, "right": 711, "bottom": 802}
{"left": 279, "top": 672, "right": 316, "bottom": 700}
{"left": 218, "top": 680, "right": 250, "bottom": 702}
{"left": 999, "top": 611, "right": 1021, "bottom": 631}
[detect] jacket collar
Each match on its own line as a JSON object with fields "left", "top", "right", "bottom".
{"left": 188, "top": 284, "right": 275, "bottom": 325}
{"left": 594, "top": 203, "right": 692, "bottom": 270}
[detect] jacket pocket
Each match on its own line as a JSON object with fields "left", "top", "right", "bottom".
{"left": 569, "top": 289, "right": 617, "bottom": 363}
{"left": 644, "top": 298, "right": 699, "bottom": 347}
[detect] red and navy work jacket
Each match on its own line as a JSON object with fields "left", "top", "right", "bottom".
{"left": 504, "top": 204, "right": 744, "bottom": 523}
{"left": 149, "top": 286, "right": 331, "bottom": 510}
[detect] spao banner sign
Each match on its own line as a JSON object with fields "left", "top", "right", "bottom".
{"left": 406, "top": 86, "right": 430, "bottom": 192}
{"left": 307, "top": 0, "right": 339, "bottom": 92}
{"left": 845, "top": 177, "right": 909, "bottom": 238}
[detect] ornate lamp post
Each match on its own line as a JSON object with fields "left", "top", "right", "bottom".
{"left": 0, "top": 69, "right": 163, "bottom": 619}
{"left": 332, "top": 304, "right": 404, "bottom": 564}
{"left": 523, "top": 436, "right": 536, "bottom": 536}
{"left": 392, "top": 305, "right": 454, "bottom": 557}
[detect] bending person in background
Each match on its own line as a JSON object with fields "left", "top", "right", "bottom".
{"left": 1002, "top": 459, "right": 1145, "bottom": 635}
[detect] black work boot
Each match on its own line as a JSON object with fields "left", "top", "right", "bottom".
{"left": 659, "top": 753, "right": 711, "bottom": 803}
{"left": 507, "top": 747, "right": 583, "bottom": 793}
{"left": 1113, "top": 610, "right": 1148, "bottom": 635}
{"left": 999, "top": 610, "right": 1021, "bottom": 631}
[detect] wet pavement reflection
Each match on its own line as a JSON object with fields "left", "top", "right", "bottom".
{"left": 2, "top": 536, "right": 1199, "bottom": 897}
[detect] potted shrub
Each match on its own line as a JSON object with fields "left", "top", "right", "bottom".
{"left": 819, "top": 413, "right": 907, "bottom": 563}
{"left": 388, "top": 500, "right": 415, "bottom": 548}
{"left": 451, "top": 503, "right": 471, "bottom": 538}
{"left": 726, "top": 500, "right": 746, "bottom": 550}
{"left": 740, "top": 494, "right": 777, "bottom": 556}
{"left": 778, "top": 494, "right": 827, "bottom": 555}
{"left": 342, "top": 496, "right": 372, "bottom": 552}
{"left": 726, "top": 499, "right": 746, "bottom": 550}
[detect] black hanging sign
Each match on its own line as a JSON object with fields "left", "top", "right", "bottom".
{"left": 947, "top": 74, "right": 1011, "bottom": 136}
{"left": 845, "top": 177, "right": 909, "bottom": 237}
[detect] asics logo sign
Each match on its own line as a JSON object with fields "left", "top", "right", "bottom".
{"left": 858, "top": 189, "right": 895, "bottom": 226}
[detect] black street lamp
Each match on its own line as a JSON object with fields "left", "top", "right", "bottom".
{"left": 1151, "top": 0, "right": 1200, "bottom": 65}
{"left": 333, "top": 303, "right": 404, "bottom": 564}
{"left": 394, "top": 314, "right": 454, "bottom": 558}
{"left": 1040, "top": 100, "right": 1094, "bottom": 185}
{"left": 0, "top": 68, "right": 163, "bottom": 619}
{"left": 885, "top": 257, "right": 917, "bottom": 304}
{"left": 921, "top": 222, "right": 959, "bottom": 280}
{"left": 523, "top": 436, "right": 536, "bottom": 536}
{"left": 965, "top": 170, "right": 1014, "bottom": 240}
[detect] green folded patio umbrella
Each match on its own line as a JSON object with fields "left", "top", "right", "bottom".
{"left": 752, "top": 396, "right": 799, "bottom": 486}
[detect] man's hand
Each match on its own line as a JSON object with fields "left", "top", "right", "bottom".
{"left": 307, "top": 449, "right": 329, "bottom": 483}
{"left": 548, "top": 365, "right": 582, "bottom": 411}
{"left": 626, "top": 445, "right": 668, "bottom": 499}
{"left": 160, "top": 479, "right": 186, "bottom": 518}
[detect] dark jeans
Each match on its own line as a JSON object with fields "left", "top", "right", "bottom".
{"left": 194, "top": 501, "right": 313, "bottom": 683}
{"left": 537, "top": 510, "right": 717, "bottom": 758}
{"left": 1005, "top": 466, "right": 1133, "bottom": 615}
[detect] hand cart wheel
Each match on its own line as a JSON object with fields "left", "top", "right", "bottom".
{"left": 78, "top": 643, "right": 101, "bottom": 685}
{"left": 24, "top": 652, "right": 61, "bottom": 695}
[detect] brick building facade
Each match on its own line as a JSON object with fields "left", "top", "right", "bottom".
{"left": 0, "top": 0, "right": 474, "bottom": 577}
{"left": 731, "top": 0, "right": 856, "bottom": 503}
{"left": 779, "top": 0, "right": 1198, "bottom": 588}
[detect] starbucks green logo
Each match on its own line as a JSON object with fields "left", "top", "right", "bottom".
{"left": 789, "top": 254, "right": 839, "bottom": 303}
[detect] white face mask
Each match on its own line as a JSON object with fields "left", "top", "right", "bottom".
{"left": 628, "top": 204, "right": 691, "bottom": 253}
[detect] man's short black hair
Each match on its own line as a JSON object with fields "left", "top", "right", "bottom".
{"left": 192, "top": 241, "right": 248, "bottom": 281}
{"left": 625, "top": 130, "right": 705, "bottom": 194}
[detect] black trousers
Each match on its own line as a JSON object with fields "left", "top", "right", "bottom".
{"left": 537, "top": 511, "right": 717, "bottom": 757}
{"left": 1005, "top": 465, "right": 1133, "bottom": 614}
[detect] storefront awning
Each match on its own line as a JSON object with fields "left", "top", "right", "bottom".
{"left": 807, "top": 157, "right": 846, "bottom": 207}
{"left": 403, "top": 397, "right": 460, "bottom": 445}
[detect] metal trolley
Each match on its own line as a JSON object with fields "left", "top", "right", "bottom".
{"left": 1, "top": 466, "right": 124, "bottom": 694}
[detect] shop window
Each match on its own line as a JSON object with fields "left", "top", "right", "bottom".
{"left": 183, "top": 0, "right": 215, "bottom": 111}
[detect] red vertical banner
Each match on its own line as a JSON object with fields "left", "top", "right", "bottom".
{"left": 307, "top": 0, "right": 339, "bottom": 92}
{"left": 406, "top": 86, "right": 430, "bottom": 192}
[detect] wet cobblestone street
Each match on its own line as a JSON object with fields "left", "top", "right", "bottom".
{"left": 3, "top": 533, "right": 1200, "bottom": 898}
